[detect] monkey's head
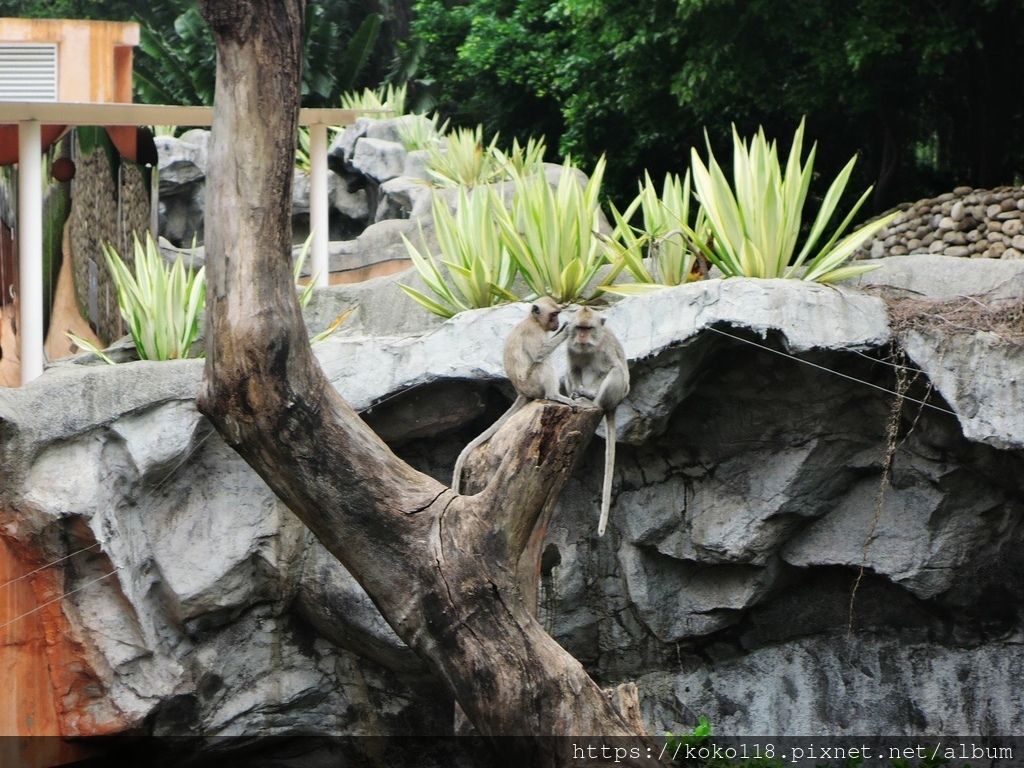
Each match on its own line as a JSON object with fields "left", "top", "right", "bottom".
{"left": 531, "top": 297, "right": 562, "bottom": 332}
{"left": 569, "top": 306, "right": 605, "bottom": 348}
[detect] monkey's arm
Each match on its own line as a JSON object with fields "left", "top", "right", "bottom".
{"left": 529, "top": 324, "right": 569, "bottom": 363}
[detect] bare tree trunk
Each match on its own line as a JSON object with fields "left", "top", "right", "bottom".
{"left": 195, "top": 1, "right": 666, "bottom": 763}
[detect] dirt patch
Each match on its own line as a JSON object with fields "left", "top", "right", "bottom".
{"left": 886, "top": 296, "right": 1024, "bottom": 343}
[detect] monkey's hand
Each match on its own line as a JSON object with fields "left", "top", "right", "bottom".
{"left": 535, "top": 324, "right": 570, "bottom": 360}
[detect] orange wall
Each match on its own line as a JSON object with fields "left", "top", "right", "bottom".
{"left": 0, "top": 533, "right": 119, "bottom": 765}
{"left": 0, "top": 535, "right": 61, "bottom": 738}
{"left": 0, "top": 18, "right": 139, "bottom": 103}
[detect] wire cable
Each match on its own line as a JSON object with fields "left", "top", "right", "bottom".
{"left": 0, "top": 541, "right": 103, "bottom": 592}
{"left": 0, "top": 568, "right": 122, "bottom": 634}
{"left": 704, "top": 325, "right": 959, "bottom": 417}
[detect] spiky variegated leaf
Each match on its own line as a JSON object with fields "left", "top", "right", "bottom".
{"left": 398, "top": 189, "right": 519, "bottom": 316}
{"left": 688, "top": 118, "right": 893, "bottom": 284}
{"left": 100, "top": 233, "right": 205, "bottom": 361}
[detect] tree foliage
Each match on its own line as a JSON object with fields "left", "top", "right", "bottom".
{"left": 409, "top": 0, "right": 565, "bottom": 148}
{"left": 135, "top": 5, "right": 216, "bottom": 106}
{"left": 410, "top": 0, "right": 1024, "bottom": 211}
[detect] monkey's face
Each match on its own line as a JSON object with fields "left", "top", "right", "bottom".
{"left": 532, "top": 299, "right": 562, "bottom": 331}
{"left": 572, "top": 325, "right": 596, "bottom": 347}
{"left": 570, "top": 309, "right": 605, "bottom": 348}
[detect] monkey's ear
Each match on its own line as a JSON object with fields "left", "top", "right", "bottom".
{"left": 531, "top": 303, "right": 541, "bottom": 315}
{"left": 599, "top": 316, "right": 606, "bottom": 326}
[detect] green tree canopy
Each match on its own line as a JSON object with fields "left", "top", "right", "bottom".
{"left": 410, "top": 0, "right": 1024, "bottom": 211}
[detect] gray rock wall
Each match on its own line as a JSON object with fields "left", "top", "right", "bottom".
{"left": 1, "top": 255, "right": 1022, "bottom": 743}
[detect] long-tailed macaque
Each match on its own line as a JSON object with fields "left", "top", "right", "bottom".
{"left": 564, "top": 306, "right": 630, "bottom": 536}
{"left": 452, "top": 297, "right": 572, "bottom": 493}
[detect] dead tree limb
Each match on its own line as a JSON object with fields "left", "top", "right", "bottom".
{"left": 194, "top": 1, "right": 668, "bottom": 763}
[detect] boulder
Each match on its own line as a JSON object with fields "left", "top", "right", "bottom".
{"left": 350, "top": 137, "right": 407, "bottom": 184}
{"left": 155, "top": 129, "right": 209, "bottom": 195}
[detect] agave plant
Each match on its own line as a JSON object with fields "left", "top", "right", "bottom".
{"left": 68, "top": 233, "right": 205, "bottom": 362}
{"left": 340, "top": 83, "right": 407, "bottom": 118}
{"left": 399, "top": 186, "right": 519, "bottom": 317}
{"left": 396, "top": 112, "right": 450, "bottom": 152}
{"left": 689, "top": 119, "right": 896, "bottom": 283}
{"left": 424, "top": 125, "right": 504, "bottom": 188}
{"left": 492, "top": 157, "right": 616, "bottom": 304}
{"left": 491, "top": 135, "right": 548, "bottom": 178}
{"left": 606, "top": 170, "right": 708, "bottom": 295}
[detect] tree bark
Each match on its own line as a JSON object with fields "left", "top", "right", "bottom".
{"left": 195, "top": 1, "right": 667, "bottom": 763}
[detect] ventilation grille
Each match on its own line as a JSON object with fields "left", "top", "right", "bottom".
{"left": 0, "top": 44, "right": 59, "bottom": 102}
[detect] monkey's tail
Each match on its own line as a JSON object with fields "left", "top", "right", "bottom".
{"left": 597, "top": 413, "right": 616, "bottom": 536}
{"left": 452, "top": 396, "right": 526, "bottom": 494}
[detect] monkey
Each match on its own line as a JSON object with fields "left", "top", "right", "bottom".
{"left": 564, "top": 306, "right": 630, "bottom": 536}
{"left": 452, "top": 296, "right": 573, "bottom": 494}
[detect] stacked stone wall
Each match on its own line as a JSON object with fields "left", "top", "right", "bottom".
{"left": 859, "top": 185, "right": 1024, "bottom": 261}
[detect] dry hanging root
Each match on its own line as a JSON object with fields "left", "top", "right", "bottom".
{"left": 846, "top": 344, "right": 932, "bottom": 638}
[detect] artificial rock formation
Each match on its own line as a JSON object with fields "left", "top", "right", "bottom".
{"left": 154, "top": 117, "right": 586, "bottom": 286}
{"left": 154, "top": 117, "right": 436, "bottom": 266}
{"left": 0, "top": 254, "right": 1022, "bottom": 751}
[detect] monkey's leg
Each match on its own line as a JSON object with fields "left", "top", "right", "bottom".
{"left": 548, "top": 392, "right": 578, "bottom": 406}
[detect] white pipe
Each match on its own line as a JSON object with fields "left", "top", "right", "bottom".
{"left": 150, "top": 162, "right": 160, "bottom": 243}
{"left": 309, "top": 123, "right": 329, "bottom": 288}
{"left": 18, "top": 120, "right": 44, "bottom": 385}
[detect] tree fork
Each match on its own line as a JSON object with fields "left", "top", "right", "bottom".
{"left": 196, "top": 1, "right": 669, "bottom": 763}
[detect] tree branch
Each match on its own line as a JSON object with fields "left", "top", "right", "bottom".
{"left": 194, "top": 1, "right": 666, "bottom": 762}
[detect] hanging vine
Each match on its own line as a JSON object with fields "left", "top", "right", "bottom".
{"left": 847, "top": 292, "right": 1022, "bottom": 635}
